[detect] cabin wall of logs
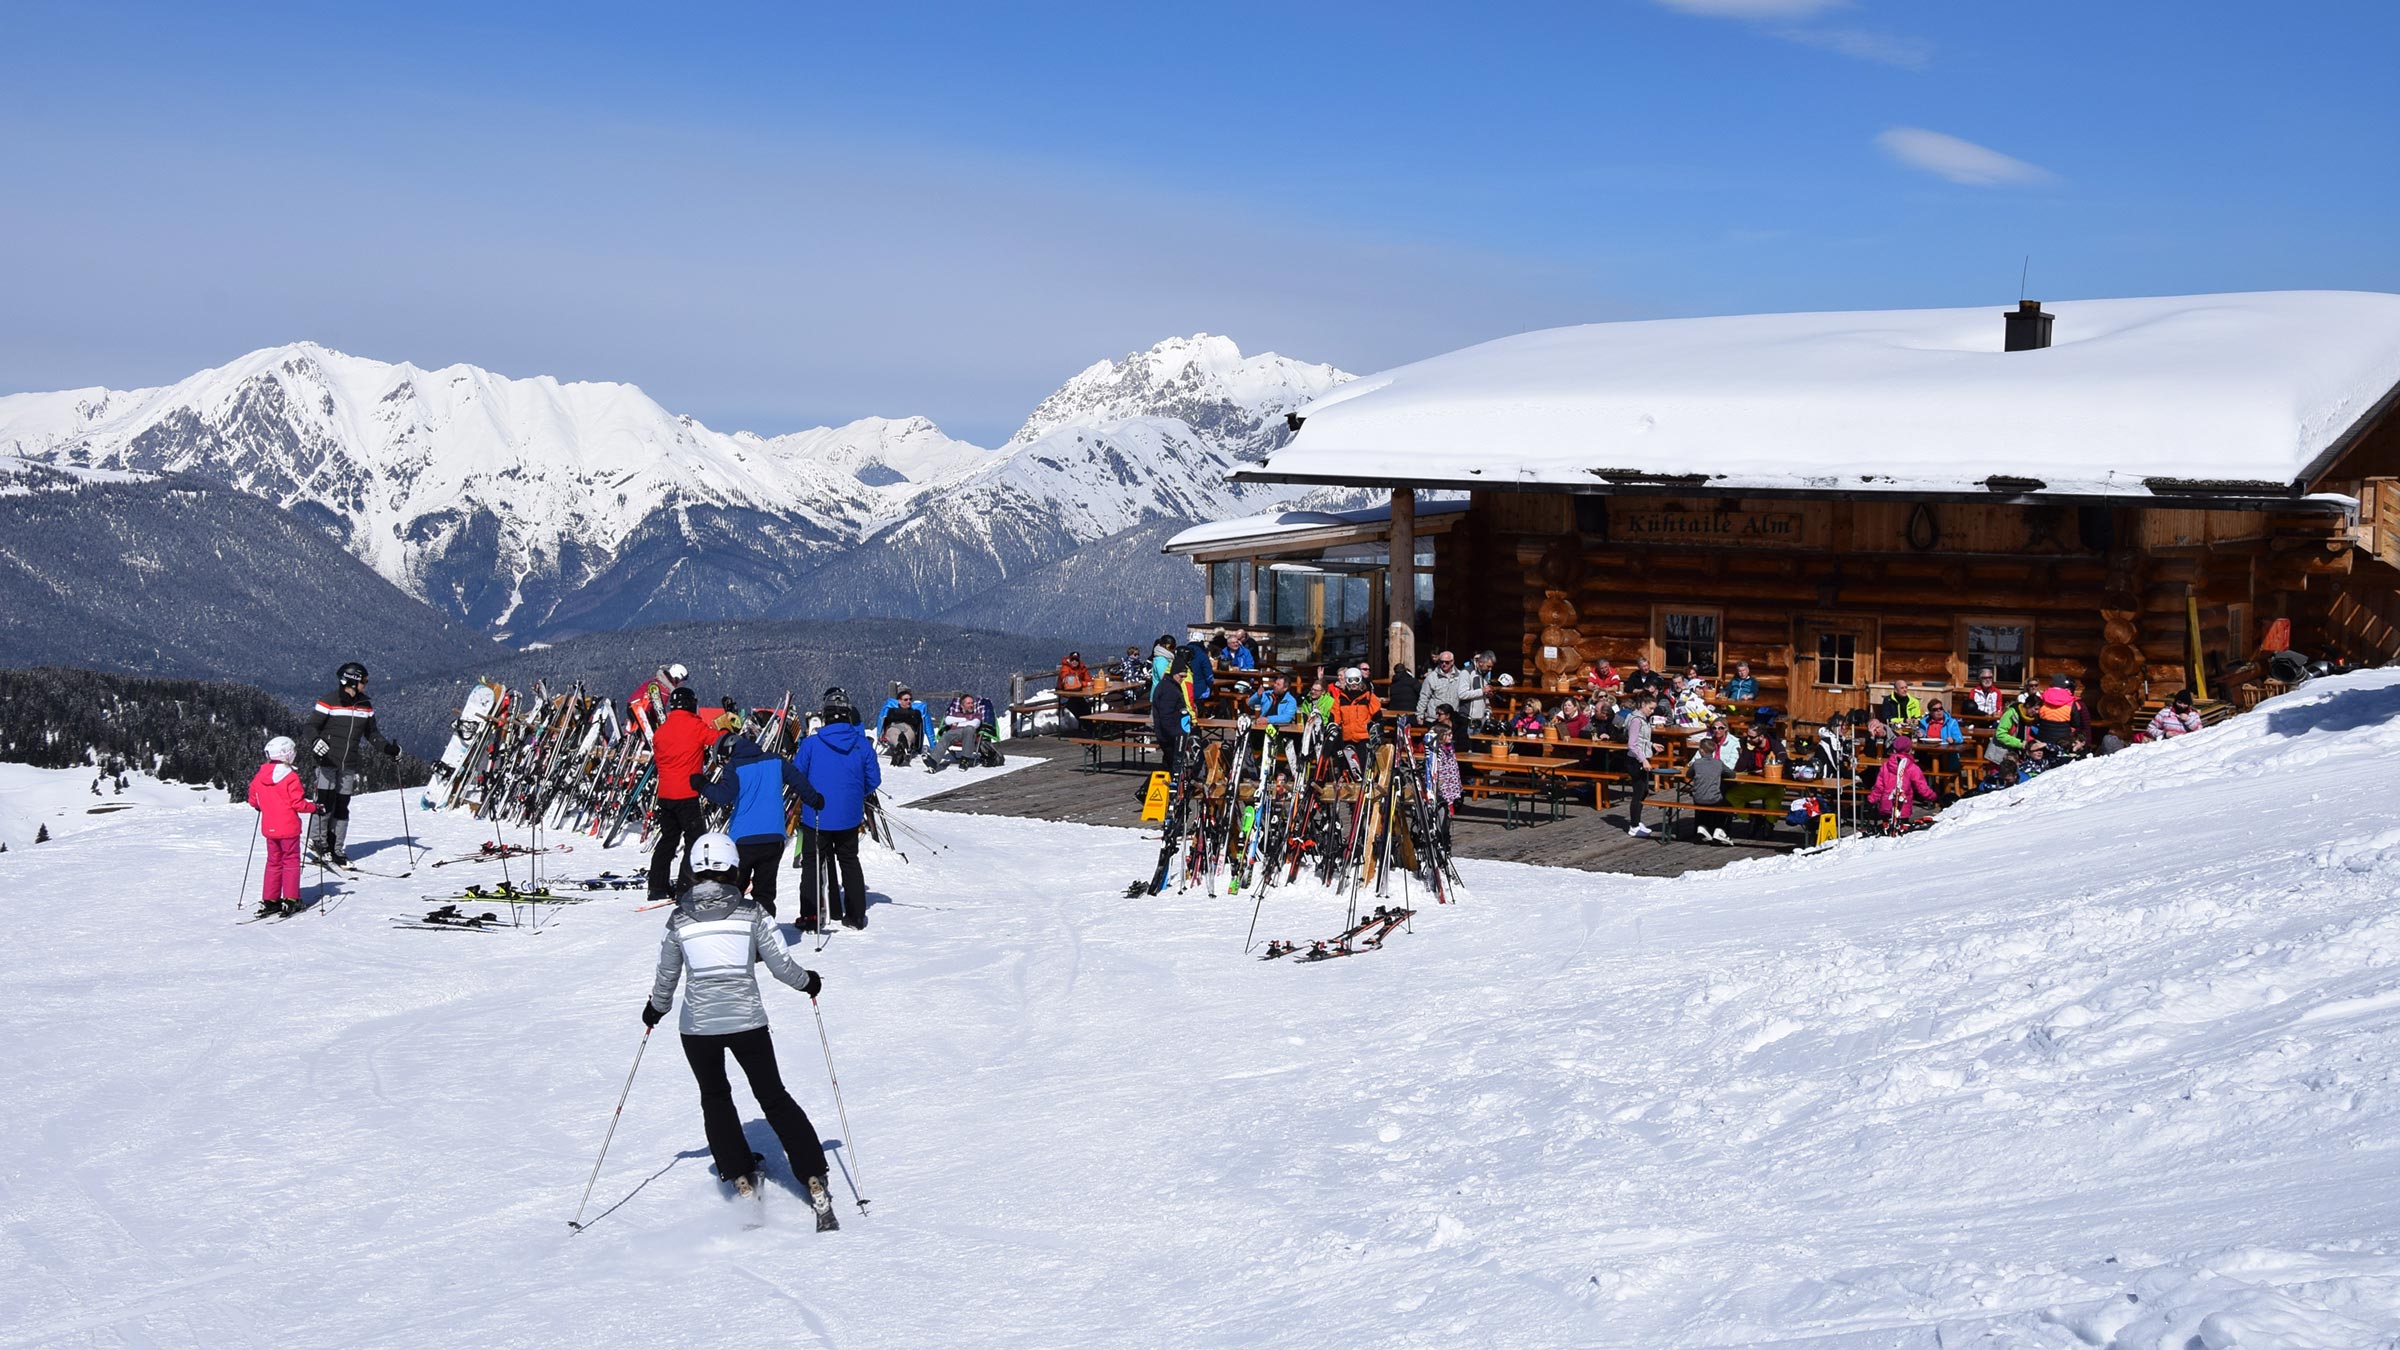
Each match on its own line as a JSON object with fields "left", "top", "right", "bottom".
{"left": 1437, "top": 489, "right": 2360, "bottom": 730}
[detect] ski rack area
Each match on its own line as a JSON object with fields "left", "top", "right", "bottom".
{"left": 1132, "top": 717, "right": 1464, "bottom": 960}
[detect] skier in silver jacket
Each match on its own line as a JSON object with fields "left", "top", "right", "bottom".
{"left": 644, "top": 832, "right": 838, "bottom": 1225}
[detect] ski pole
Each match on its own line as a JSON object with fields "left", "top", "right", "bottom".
{"left": 236, "top": 831, "right": 258, "bottom": 918}
{"left": 568, "top": 1025, "right": 652, "bottom": 1231}
{"left": 398, "top": 779, "right": 420, "bottom": 865}
{"left": 810, "top": 997, "right": 869, "bottom": 1214}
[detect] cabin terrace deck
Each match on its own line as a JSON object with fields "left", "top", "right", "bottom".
{"left": 909, "top": 735, "right": 1786, "bottom": 877}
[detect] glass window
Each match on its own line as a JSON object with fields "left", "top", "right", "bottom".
{"left": 1208, "top": 561, "right": 1244, "bottom": 624}
{"left": 1660, "top": 610, "right": 1720, "bottom": 675}
{"left": 1964, "top": 623, "right": 2028, "bottom": 685}
{"left": 1273, "top": 568, "right": 1312, "bottom": 634}
{"left": 1815, "top": 632, "right": 1857, "bottom": 686}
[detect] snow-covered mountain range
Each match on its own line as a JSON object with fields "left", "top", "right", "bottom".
{"left": 0, "top": 335, "right": 1353, "bottom": 638}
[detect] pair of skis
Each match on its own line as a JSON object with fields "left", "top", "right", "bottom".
{"left": 1261, "top": 906, "right": 1413, "bottom": 962}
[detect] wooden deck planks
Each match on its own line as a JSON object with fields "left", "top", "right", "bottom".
{"left": 908, "top": 735, "right": 1788, "bottom": 877}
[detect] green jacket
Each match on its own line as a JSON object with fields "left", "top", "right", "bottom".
{"left": 1994, "top": 703, "right": 2032, "bottom": 751}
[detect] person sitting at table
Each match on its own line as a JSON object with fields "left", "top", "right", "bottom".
{"left": 1552, "top": 696, "right": 1593, "bottom": 740}
{"left": 1720, "top": 661, "right": 1757, "bottom": 701}
{"left": 2147, "top": 688, "right": 2204, "bottom": 738}
{"left": 1302, "top": 675, "right": 1335, "bottom": 729}
{"left": 1207, "top": 628, "right": 1231, "bottom": 663}
{"left": 1724, "top": 720, "right": 1787, "bottom": 837}
{"left": 1388, "top": 661, "right": 1421, "bottom": 717}
{"left": 1056, "top": 650, "right": 1094, "bottom": 722}
{"left": 1918, "top": 698, "right": 1964, "bottom": 777}
{"left": 1115, "top": 646, "right": 1147, "bottom": 701}
{"left": 1330, "top": 669, "right": 1383, "bottom": 748}
{"left": 1223, "top": 629, "right": 1258, "bottom": 671}
{"left": 1509, "top": 698, "right": 1545, "bottom": 737}
{"left": 1671, "top": 679, "right": 1715, "bottom": 729}
{"left": 1584, "top": 659, "right": 1623, "bottom": 695}
{"left": 1868, "top": 733, "right": 1939, "bottom": 829}
{"left": 1966, "top": 667, "right": 2003, "bottom": 717}
{"left": 1877, "top": 679, "right": 1925, "bottom": 734}
{"left": 1247, "top": 673, "right": 1296, "bottom": 727}
{"left": 1686, "top": 724, "right": 1734, "bottom": 844}
{"left": 1993, "top": 687, "right": 2036, "bottom": 756}
{"left": 1621, "top": 656, "right": 1665, "bottom": 697}
{"left": 1682, "top": 663, "right": 1713, "bottom": 695}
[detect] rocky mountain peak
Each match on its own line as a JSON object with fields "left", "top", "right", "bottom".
{"left": 1006, "top": 333, "right": 1351, "bottom": 460}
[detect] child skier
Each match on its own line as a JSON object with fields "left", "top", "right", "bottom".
{"left": 644, "top": 831, "right": 840, "bottom": 1230}
{"left": 248, "top": 735, "right": 317, "bottom": 917}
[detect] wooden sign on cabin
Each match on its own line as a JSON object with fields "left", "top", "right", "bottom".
{"left": 1611, "top": 501, "right": 1808, "bottom": 548}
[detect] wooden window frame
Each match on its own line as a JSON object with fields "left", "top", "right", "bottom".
{"left": 1956, "top": 615, "right": 2037, "bottom": 688}
{"left": 1650, "top": 604, "right": 1725, "bottom": 677}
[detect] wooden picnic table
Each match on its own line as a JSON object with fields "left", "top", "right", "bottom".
{"left": 1064, "top": 710, "right": 1157, "bottom": 773}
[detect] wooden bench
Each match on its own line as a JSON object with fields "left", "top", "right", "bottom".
{"left": 1064, "top": 734, "right": 1157, "bottom": 773}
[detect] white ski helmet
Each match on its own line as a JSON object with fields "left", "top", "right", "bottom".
{"left": 664, "top": 662, "right": 690, "bottom": 683}
{"left": 264, "top": 735, "right": 297, "bottom": 764}
{"left": 686, "top": 831, "right": 739, "bottom": 875}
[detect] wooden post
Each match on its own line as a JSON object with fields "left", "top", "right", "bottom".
{"left": 1389, "top": 489, "right": 1418, "bottom": 673}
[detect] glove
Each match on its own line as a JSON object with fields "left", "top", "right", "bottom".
{"left": 311, "top": 739, "right": 331, "bottom": 758}
{"left": 801, "top": 970, "right": 822, "bottom": 999}
{"left": 721, "top": 697, "right": 738, "bottom": 712}
{"left": 382, "top": 738, "right": 401, "bottom": 758}
{"left": 641, "top": 1000, "right": 665, "bottom": 1028}
{"left": 688, "top": 773, "right": 708, "bottom": 792}
{"left": 804, "top": 787, "right": 826, "bottom": 810}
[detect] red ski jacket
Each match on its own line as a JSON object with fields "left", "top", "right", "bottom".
{"left": 652, "top": 709, "right": 724, "bottom": 801}
{"left": 248, "top": 761, "right": 317, "bottom": 840}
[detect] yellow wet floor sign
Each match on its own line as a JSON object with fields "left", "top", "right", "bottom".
{"left": 1140, "top": 771, "right": 1172, "bottom": 822}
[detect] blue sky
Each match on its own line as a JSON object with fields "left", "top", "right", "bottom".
{"left": 4, "top": 1, "right": 2395, "bottom": 444}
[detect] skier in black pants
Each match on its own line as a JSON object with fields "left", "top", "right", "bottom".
{"left": 644, "top": 832, "right": 839, "bottom": 1229}
{"left": 791, "top": 691, "right": 881, "bottom": 932}
{"left": 696, "top": 733, "right": 822, "bottom": 916}
{"left": 1150, "top": 645, "right": 1197, "bottom": 782}
{"left": 306, "top": 661, "right": 401, "bottom": 866}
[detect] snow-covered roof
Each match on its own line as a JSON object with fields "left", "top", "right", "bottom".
{"left": 1237, "top": 292, "right": 2400, "bottom": 504}
{"left": 1164, "top": 498, "right": 1470, "bottom": 554}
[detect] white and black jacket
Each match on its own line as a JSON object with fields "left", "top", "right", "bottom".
{"left": 306, "top": 685, "right": 392, "bottom": 770}
{"left": 647, "top": 880, "right": 817, "bottom": 1037}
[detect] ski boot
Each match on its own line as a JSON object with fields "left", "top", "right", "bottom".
{"left": 807, "top": 1175, "right": 839, "bottom": 1232}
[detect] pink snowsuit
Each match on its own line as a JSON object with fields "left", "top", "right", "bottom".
{"left": 249, "top": 760, "right": 316, "bottom": 902}
{"left": 1868, "top": 747, "right": 1938, "bottom": 822}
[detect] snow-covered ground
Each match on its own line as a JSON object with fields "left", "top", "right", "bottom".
{"left": 9, "top": 679, "right": 2400, "bottom": 1347}
{"left": 0, "top": 761, "right": 218, "bottom": 852}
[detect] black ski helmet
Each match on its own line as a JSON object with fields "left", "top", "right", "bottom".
{"left": 821, "top": 686, "right": 858, "bottom": 723}
{"left": 669, "top": 686, "right": 699, "bottom": 713}
{"left": 338, "top": 661, "right": 369, "bottom": 685}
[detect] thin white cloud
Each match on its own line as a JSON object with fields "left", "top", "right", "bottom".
{"left": 1773, "top": 24, "right": 1932, "bottom": 69}
{"left": 1875, "top": 127, "right": 2060, "bottom": 188}
{"left": 1653, "top": 0, "right": 1848, "bottom": 16}
{"left": 1652, "top": 0, "right": 1930, "bottom": 68}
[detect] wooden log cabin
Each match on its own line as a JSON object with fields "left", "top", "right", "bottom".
{"left": 1171, "top": 292, "right": 2400, "bottom": 732}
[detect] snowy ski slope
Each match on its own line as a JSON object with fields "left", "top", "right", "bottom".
{"left": 8, "top": 676, "right": 2400, "bottom": 1347}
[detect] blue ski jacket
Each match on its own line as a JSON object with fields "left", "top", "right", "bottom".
{"left": 792, "top": 722, "right": 882, "bottom": 832}
{"left": 1248, "top": 689, "right": 1297, "bottom": 726}
{"left": 698, "top": 737, "right": 822, "bottom": 846}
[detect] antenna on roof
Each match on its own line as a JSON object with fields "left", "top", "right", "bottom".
{"left": 2018, "top": 256, "right": 2030, "bottom": 304}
